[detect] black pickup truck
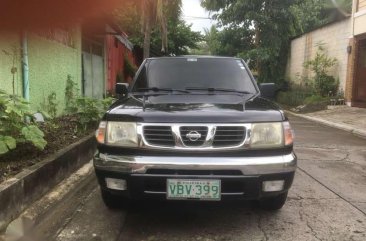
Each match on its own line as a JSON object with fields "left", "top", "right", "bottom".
{"left": 94, "top": 56, "right": 296, "bottom": 210}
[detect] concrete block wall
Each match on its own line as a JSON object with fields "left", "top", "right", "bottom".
{"left": 286, "top": 18, "right": 351, "bottom": 94}
{"left": 358, "top": 0, "right": 366, "bottom": 11}
{"left": 0, "top": 28, "right": 82, "bottom": 114}
{"left": 0, "top": 33, "right": 23, "bottom": 96}
{"left": 27, "top": 28, "right": 82, "bottom": 113}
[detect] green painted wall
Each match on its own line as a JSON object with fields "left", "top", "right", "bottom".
{"left": 0, "top": 28, "right": 82, "bottom": 114}
{"left": 27, "top": 28, "right": 82, "bottom": 113}
{"left": 0, "top": 33, "right": 22, "bottom": 96}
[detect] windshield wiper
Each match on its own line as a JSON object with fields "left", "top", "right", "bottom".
{"left": 185, "top": 87, "right": 253, "bottom": 95}
{"left": 135, "top": 87, "right": 190, "bottom": 94}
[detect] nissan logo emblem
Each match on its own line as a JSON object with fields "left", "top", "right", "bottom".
{"left": 186, "top": 131, "right": 202, "bottom": 141}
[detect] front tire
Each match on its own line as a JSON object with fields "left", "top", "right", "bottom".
{"left": 259, "top": 191, "right": 288, "bottom": 210}
{"left": 100, "top": 189, "right": 129, "bottom": 209}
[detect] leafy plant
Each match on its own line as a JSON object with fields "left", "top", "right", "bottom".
{"left": 65, "top": 75, "right": 79, "bottom": 113}
{"left": 101, "top": 97, "right": 116, "bottom": 111}
{"left": 0, "top": 135, "right": 16, "bottom": 155}
{"left": 63, "top": 78, "right": 116, "bottom": 132}
{"left": 304, "top": 45, "right": 338, "bottom": 96}
{"left": 72, "top": 97, "right": 103, "bottom": 131}
{"left": 0, "top": 89, "right": 47, "bottom": 155}
{"left": 66, "top": 96, "right": 116, "bottom": 132}
{"left": 21, "top": 125, "right": 47, "bottom": 150}
{"left": 41, "top": 92, "right": 58, "bottom": 119}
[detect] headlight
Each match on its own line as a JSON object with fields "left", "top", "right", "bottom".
{"left": 106, "top": 122, "right": 138, "bottom": 147}
{"left": 250, "top": 122, "right": 284, "bottom": 148}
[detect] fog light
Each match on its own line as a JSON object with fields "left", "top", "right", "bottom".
{"left": 105, "top": 178, "right": 127, "bottom": 190}
{"left": 262, "top": 180, "right": 284, "bottom": 192}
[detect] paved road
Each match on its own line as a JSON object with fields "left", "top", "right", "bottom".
{"left": 38, "top": 115, "right": 366, "bottom": 241}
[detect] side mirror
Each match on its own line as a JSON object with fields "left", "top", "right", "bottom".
{"left": 116, "top": 83, "right": 129, "bottom": 97}
{"left": 259, "top": 83, "right": 277, "bottom": 99}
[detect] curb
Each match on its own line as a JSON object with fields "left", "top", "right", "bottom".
{"left": 285, "top": 110, "right": 366, "bottom": 140}
{"left": 0, "top": 134, "right": 96, "bottom": 233}
{"left": 2, "top": 161, "right": 97, "bottom": 240}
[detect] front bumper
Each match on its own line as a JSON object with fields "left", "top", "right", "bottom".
{"left": 94, "top": 152, "right": 296, "bottom": 200}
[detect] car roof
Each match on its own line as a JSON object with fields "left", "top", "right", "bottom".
{"left": 146, "top": 55, "right": 242, "bottom": 61}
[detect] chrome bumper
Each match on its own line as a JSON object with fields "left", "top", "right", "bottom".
{"left": 93, "top": 152, "right": 297, "bottom": 175}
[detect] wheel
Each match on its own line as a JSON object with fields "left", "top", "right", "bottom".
{"left": 100, "top": 189, "right": 129, "bottom": 209}
{"left": 259, "top": 191, "right": 288, "bottom": 211}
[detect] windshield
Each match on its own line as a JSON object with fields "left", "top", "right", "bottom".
{"left": 132, "top": 57, "right": 257, "bottom": 94}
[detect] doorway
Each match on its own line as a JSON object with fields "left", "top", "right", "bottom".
{"left": 82, "top": 38, "right": 105, "bottom": 99}
{"left": 354, "top": 37, "right": 366, "bottom": 106}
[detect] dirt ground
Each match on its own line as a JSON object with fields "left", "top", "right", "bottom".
{"left": 0, "top": 116, "right": 94, "bottom": 183}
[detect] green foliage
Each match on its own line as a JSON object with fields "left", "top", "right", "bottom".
{"left": 65, "top": 96, "right": 115, "bottom": 132}
{"left": 138, "top": 18, "right": 202, "bottom": 56}
{"left": 276, "top": 83, "right": 331, "bottom": 108}
{"left": 21, "top": 125, "right": 47, "bottom": 150}
{"left": 63, "top": 78, "right": 115, "bottom": 132}
{"left": 205, "top": 25, "right": 252, "bottom": 57}
{"left": 304, "top": 46, "right": 337, "bottom": 76}
{"left": 202, "top": 0, "right": 298, "bottom": 83}
{"left": 71, "top": 97, "right": 104, "bottom": 131}
{"left": 189, "top": 41, "right": 211, "bottom": 55}
{"left": 164, "top": 20, "right": 203, "bottom": 55}
{"left": 276, "top": 88, "right": 313, "bottom": 107}
{"left": 41, "top": 92, "right": 58, "bottom": 119}
{"left": 65, "top": 75, "right": 79, "bottom": 113}
{"left": 201, "top": 0, "right": 351, "bottom": 84}
{"left": 304, "top": 46, "right": 338, "bottom": 96}
{"left": 101, "top": 97, "right": 116, "bottom": 111}
{"left": 290, "top": 0, "right": 330, "bottom": 34}
{"left": 0, "top": 89, "right": 47, "bottom": 155}
{"left": 315, "top": 75, "right": 339, "bottom": 96}
{"left": 114, "top": 1, "right": 202, "bottom": 56}
{"left": 113, "top": 0, "right": 182, "bottom": 57}
{"left": 291, "top": 0, "right": 353, "bottom": 34}
{"left": 0, "top": 136, "right": 16, "bottom": 155}
{"left": 303, "top": 95, "right": 330, "bottom": 105}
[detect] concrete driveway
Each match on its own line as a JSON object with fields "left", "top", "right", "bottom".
{"left": 25, "top": 115, "right": 366, "bottom": 241}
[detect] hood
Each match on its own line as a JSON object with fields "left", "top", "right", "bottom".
{"left": 106, "top": 94, "right": 285, "bottom": 123}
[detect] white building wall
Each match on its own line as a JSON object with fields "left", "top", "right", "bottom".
{"left": 286, "top": 18, "right": 351, "bottom": 93}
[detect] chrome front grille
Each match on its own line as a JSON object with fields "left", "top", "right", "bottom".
{"left": 143, "top": 126, "right": 175, "bottom": 147}
{"left": 180, "top": 126, "right": 208, "bottom": 146}
{"left": 213, "top": 126, "right": 246, "bottom": 147}
{"left": 141, "top": 123, "right": 249, "bottom": 150}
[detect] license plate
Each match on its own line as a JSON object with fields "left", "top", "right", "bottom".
{"left": 167, "top": 179, "right": 221, "bottom": 201}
